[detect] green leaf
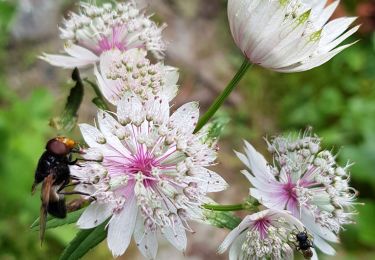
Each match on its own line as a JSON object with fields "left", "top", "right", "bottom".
{"left": 200, "top": 114, "right": 230, "bottom": 147}
{"left": 59, "top": 221, "right": 108, "bottom": 260}
{"left": 50, "top": 68, "right": 84, "bottom": 132}
{"left": 84, "top": 79, "right": 109, "bottom": 110}
{"left": 30, "top": 208, "right": 85, "bottom": 231}
{"left": 92, "top": 97, "right": 108, "bottom": 110}
{"left": 204, "top": 210, "right": 241, "bottom": 230}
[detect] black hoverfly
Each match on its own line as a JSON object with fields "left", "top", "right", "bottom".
{"left": 31, "top": 137, "right": 89, "bottom": 243}
{"left": 290, "top": 228, "right": 314, "bottom": 259}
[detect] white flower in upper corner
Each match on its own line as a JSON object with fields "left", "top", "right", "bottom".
{"left": 41, "top": 1, "right": 166, "bottom": 69}
{"left": 236, "top": 131, "right": 358, "bottom": 256}
{"left": 228, "top": 0, "right": 360, "bottom": 72}
{"left": 70, "top": 94, "right": 228, "bottom": 258}
{"left": 95, "top": 48, "right": 179, "bottom": 105}
{"left": 218, "top": 209, "right": 307, "bottom": 260}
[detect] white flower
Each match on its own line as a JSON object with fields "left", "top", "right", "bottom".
{"left": 94, "top": 48, "right": 179, "bottom": 105}
{"left": 41, "top": 1, "right": 166, "bottom": 69}
{"left": 228, "top": 0, "right": 359, "bottom": 72}
{"left": 71, "top": 94, "right": 228, "bottom": 258}
{"left": 236, "top": 132, "right": 357, "bottom": 256}
{"left": 218, "top": 209, "right": 307, "bottom": 260}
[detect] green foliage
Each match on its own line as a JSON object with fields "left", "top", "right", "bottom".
{"left": 50, "top": 68, "right": 84, "bottom": 132}
{"left": 30, "top": 208, "right": 85, "bottom": 232}
{"left": 0, "top": 1, "right": 15, "bottom": 64}
{"left": 204, "top": 210, "right": 241, "bottom": 230}
{"left": 60, "top": 221, "right": 107, "bottom": 260}
{"left": 0, "top": 86, "right": 62, "bottom": 259}
{"left": 200, "top": 113, "right": 230, "bottom": 146}
{"left": 356, "top": 201, "right": 375, "bottom": 247}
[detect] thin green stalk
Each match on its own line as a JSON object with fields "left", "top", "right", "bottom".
{"left": 194, "top": 59, "right": 252, "bottom": 133}
{"left": 203, "top": 203, "right": 245, "bottom": 211}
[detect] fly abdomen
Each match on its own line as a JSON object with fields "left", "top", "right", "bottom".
{"left": 47, "top": 197, "right": 67, "bottom": 218}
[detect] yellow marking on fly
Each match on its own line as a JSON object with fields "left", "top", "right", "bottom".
{"left": 56, "top": 136, "right": 76, "bottom": 149}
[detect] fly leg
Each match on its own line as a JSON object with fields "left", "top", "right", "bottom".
{"left": 58, "top": 191, "right": 97, "bottom": 201}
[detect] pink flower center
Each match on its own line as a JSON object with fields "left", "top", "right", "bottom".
{"left": 103, "top": 148, "right": 162, "bottom": 188}
{"left": 253, "top": 217, "right": 271, "bottom": 239}
{"left": 127, "top": 151, "right": 160, "bottom": 187}
{"left": 283, "top": 182, "right": 297, "bottom": 201}
{"left": 97, "top": 26, "right": 127, "bottom": 54}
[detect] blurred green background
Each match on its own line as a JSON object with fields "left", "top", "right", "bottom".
{"left": 0, "top": 0, "right": 374, "bottom": 259}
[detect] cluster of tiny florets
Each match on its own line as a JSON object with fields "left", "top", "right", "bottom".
{"left": 242, "top": 219, "right": 292, "bottom": 259}
{"left": 60, "top": 2, "right": 166, "bottom": 57}
{"left": 104, "top": 50, "right": 175, "bottom": 101}
{"left": 267, "top": 132, "right": 357, "bottom": 234}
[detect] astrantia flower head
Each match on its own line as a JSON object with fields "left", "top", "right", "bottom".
{"left": 95, "top": 49, "right": 179, "bottom": 105}
{"left": 42, "top": 1, "right": 166, "bottom": 68}
{"left": 228, "top": 0, "right": 359, "bottom": 72}
{"left": 236, "top": 131, "right": 357, "bottom": 255}
{"left": 71, "top": 94, "right": 228, "bottom": 258}
{"left": 218, "top": 209, "right": 305, "bottom": 260}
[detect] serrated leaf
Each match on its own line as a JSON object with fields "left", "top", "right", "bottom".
{"left": 30, "top": 208, "right": 85, "bottom": 231}
{"left": 59, "top": 220, "right": 108, "bottom": 260}
{"left": 204, "top": 210, "right": 241, "bottom": 230}
{"left": 50, "top": 68, "right": 84, "bottom": 132}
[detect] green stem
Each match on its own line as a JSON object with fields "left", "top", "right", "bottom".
{"left": 203, "top": 203, "right": 245, "bottom": 211}
{"left": 84, "top": 79, "right": 109, "bottom": 110}
{"left": 204, "top": 197, "right": 260, "bottom": 212}
{"left": 194, "top": 59, "right": 252, "bottom": 133}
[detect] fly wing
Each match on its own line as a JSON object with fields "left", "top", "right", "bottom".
{"left": 40, "top": 173, "right": 55, "bottom": 244}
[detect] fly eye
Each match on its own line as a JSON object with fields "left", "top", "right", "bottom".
{"left": 46, "top": 139, "right": 70, "bottom": 155}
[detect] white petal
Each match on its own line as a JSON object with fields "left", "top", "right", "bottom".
{"left": 162, "top": 220, "right": 187, "bottom": 252}
{"left": 313, "top": 234, "right": 336, "bottom": 255}
{"left": 117, "top": 93, "right": 145, "bottom": 124}
{"left": 320, "top": 17, "right": 357, "bottom": 46}
{"left": 228, "top": 232, "right": 246, "bottom": 260}
{"left": 97, "top": 110, "right": 132, "bottom": 157}
{"left": 145, "top": 95, "right": 170, "bottom": 125}
{"left": 276, "top": 41, "right": 357, "bottom": 72}
{"left": 94, "top": 63, "right": 119, "bottom": 105}
{"left": 268, "top": 209, "right": 305, "bottom": 231}
{"left": 64, "top": 44, "right": 98, "bottom": 61}
{"left": 169, "top": 102, "right": 199, "bottom": 135}
{"left": 81, "top": 147, "right": 103, "bottom": 161}
{"left": 301, "top": 209, "right": 338, "bottom": 243}
{"left": 40, "top": 54, "right": 95, "bottom": 69}
{"left": 163, "top": 66, "right": 179, "bottom": 101}
{"left": 311, "top": 248, "right": 319, "bottom": 260}
{"left": 188, "top": 168, "right": 228, "bottom": 193}
{"left": 250, "top": 188, "right": 287, "bottom": 210}
{"left": 300, "top": 208, "right": 337, "bottom": 255}
{"left": 315, "top": 0, "right": 340, "bottom": 28}
{"left": 218, "top": 215, "right": 253, "bottom": 253}
{"left": 241, "top": 169, "right": 281, "bottom": 189}
{"left": 107, "top": 197, "right": 137, "bottom": 257}
{"left": 79, "top": 123, "right": 106, "bottom": 148}
{"left": 134, "top": 216, "right": 158, "bottom": 260}
{"left": 243, "top": 141, "right": 274, "bottom": 180}
{"left": 77, "top": 202, "right": 114, "bottom": 229}
{"left": 40, "top": 44, "right": 98, "bottom": 69}
{"left": 320, "top": 25, "right": 360, "bottom": 53}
